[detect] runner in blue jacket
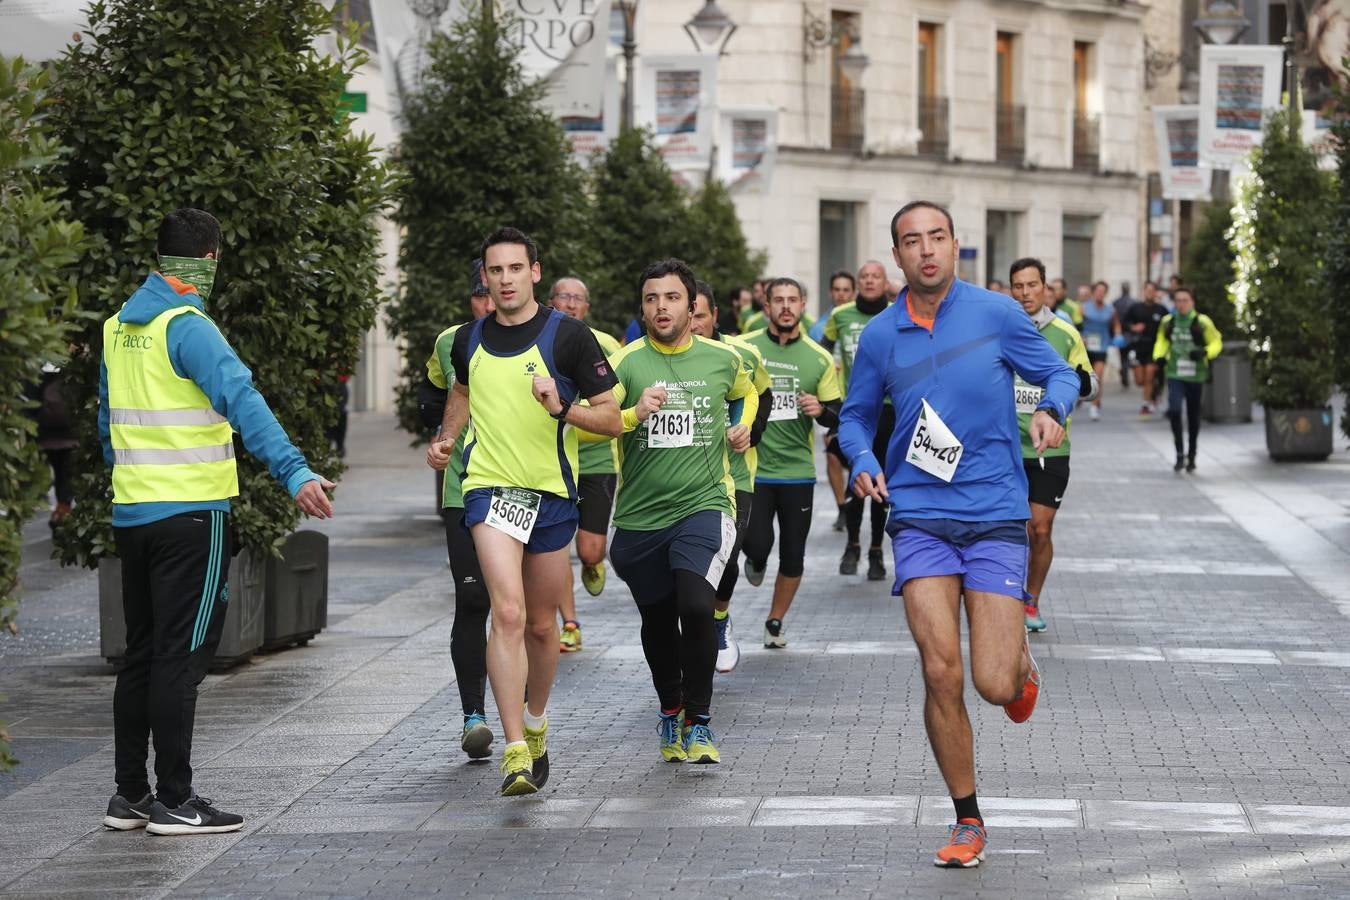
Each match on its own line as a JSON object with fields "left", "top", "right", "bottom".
{"left": 835, "top": 201, "right": 1077, "bottom": 869}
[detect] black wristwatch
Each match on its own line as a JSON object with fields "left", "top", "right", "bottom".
{"left": 551, "top": 398, "right": 573, "bottom": 421}
{"left": 1039, "top": 406, "right": 1062, "bottom": 424}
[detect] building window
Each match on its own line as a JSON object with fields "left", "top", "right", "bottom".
{"left": 985, "top": 210, "right": 1021, "bottom": 287}
{"left": 1062, "top": 214, "right": 1098, "bottom": 293}
{"left": 831, "top": 11, "right": 865, "bottom": 153}
{"left": 335, "top": 0, "right": 377, "bottom": 52}
{"left": 1072, "top": 41, "right": 1099, "bottom": 172}
{"left": 819, "top": 201, "right": 860, "bottom": 317}
{"left": 995, "top": 32, "right": 1024, "bottom": 164}
{"left": 917, "top": 22, "right": 948, "bottom": 158}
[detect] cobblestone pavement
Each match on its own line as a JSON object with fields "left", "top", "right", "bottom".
{"left": 3, "top": 386, "right": 1350, "bottom": 898}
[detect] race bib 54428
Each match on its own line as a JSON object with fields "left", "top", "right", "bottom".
{"left": 905, "top": 399, "right": 964, "bottom": 483}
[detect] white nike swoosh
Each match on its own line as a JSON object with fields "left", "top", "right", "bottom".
{"left": 1004, "top": 579, "right": 1021, "bottom": 587}
{"left": 167, "top": 811, "right": 204, "bottom": 826}
{"left": 800, "top": 507, "right": 811, "bottom": 512}
{"left": 1053, "top": 496, "right": 1063, "bottom": 503}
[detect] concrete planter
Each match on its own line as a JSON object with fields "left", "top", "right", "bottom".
{"left": 1264, "top": 406, "right": 1334, "bottom": 462}
{"left": 261, "top": 530, "right": 329, "bottom": 651}
{"left": 98, "top": 548, "right": 266, "bottom": 669}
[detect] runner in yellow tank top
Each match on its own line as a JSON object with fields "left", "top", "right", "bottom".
{"left": 426, "top": 228, "right": 621, "bottom": 798}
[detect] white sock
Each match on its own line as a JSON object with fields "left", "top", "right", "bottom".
{"left": 524, "top": 708, "right": 548, "bottom": 731}
{"left": 505, "top": 739, "right": 528, "bottom": 752}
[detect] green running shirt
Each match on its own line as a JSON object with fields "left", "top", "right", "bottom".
{"left": 823, "top": 301, "right": 878, "bottom": 393}
{"left": 579, "top": 326, "right": 622, "bottom": 475}
{"left": 742, "top": 329, "right": 841, "bottom": 483}
{"left": 427, "top": 324, "right": 471, "bottom": 509}
{"left": 1016, "top": 315, "right": 1089, "bottom": 459}
{"left": 721, "top": 332, "right": 771, "bottom": 492}
{"left": 604, "top": 335, "right": 755, "bottom": 532}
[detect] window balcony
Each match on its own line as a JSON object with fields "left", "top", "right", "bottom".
{"left": 1073, "top": 112, "right": 1100, "bottom": 172}
{"left": 995, "top": 102, "right": 1025, "bottom": 165}
{"left": 917, "top": 95, "right": 949, "bottom": 158}
{"left": 831, "top": 86, "right": 865, "bottom": 153}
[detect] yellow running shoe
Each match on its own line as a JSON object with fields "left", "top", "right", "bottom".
{"left": 682, "top": 718, "right": 720, "bottom": 764}
{"left": 559, "top": 621, "right": 582, "bottom": 653}
{"left": 524, "top": 718, "right": 550, "bottom": 788}
{"left": 581, "top": 562, "right": 606, "bottom": 596}
{"left": 499, "top": 743, "right": 537, "bottom": 796}
{"left": 658, "top": 710, "right": 686, "bottom": 762}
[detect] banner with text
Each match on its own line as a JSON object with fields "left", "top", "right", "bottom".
{"left": 562, "top": 54, "right": 620, "bottom": 166}
{"left": 638, "top": 55, "right": 717, "bottom": 173}
{"left": 371, "top": 0, "right": 609, "bottom": 121}
{"left": 1197, "top": 44, "right": 1285, "bottom": 169}
{"left": 717, "top": 108, "right": 778, "bottom": 193}
{"left": 1153, "top": 105, "right": 1212, "bottom": 201}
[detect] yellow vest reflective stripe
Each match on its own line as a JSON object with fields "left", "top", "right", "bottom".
{"left": 104, "top": 304, "right": 239, "bottom": 504}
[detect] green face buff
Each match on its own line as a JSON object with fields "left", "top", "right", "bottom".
{"left": 158, "top": 255, "right": 218, "bottom": 303}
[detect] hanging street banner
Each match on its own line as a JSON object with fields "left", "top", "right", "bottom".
{"left": 372, "top": 0, "right": 609, "bottom": 122}
{"left": 0, "top": 0, "right": 87, "bottom": 59}
{"left": 1197, "top": 44, "right": 1285, "bottom": 169}
{"left": 717, "top": 108, "right": 778, "bottom": 193}
{"left": 561, "top": 54, "right": 620, "bottom": 166}
{"left": 1302, "top": 108, "right": 1337, "bottom": 170}
{"left": 1153, "top": 105, "right": 1212, "bottom": 201}
{"left": 638, "top": 55, "right": 717, "bottom": 174}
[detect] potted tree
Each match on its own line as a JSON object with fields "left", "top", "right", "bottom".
{"left": 51, "top": 0, "right": 392, "bottom": 664}
{"left": 1183, "top": 201, "right": 1250, "bottom": 423}
{"left": 1230, "top": 108, "right": 1335, "bottom": 460}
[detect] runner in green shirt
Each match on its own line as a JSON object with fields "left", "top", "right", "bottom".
{"left": 818, "top": 269, "right": 856, "bottom": 534}
{"left": 1152, "top": 287, "right": 1222, "bottom": 473}
{"left": 1008, "top": 258, "right": 1097, "bottom": 634}
{"left": 741, "top": 276, "right": 842, "bottom": 648}
{"left": 424, "top": 263, "right": 496, "bottom": 760}
{"left": 820, "top": 260, "right": 894, "bottom": 582}
{"left": 589, "top": 258, "right": 755, "bottom": 765}
{"left": 691, "top": 279, "right": 772, "bottom": 674}
{"left": 549, "top": 276, "right": 620, "bottom": 652}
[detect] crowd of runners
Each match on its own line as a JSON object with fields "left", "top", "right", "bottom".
{"left": 98, "top": 202, "right": 1222, "bottom": 868}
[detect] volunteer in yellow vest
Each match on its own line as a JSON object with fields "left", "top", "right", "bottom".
{"left": 424, "top": 262, "right": 496, "bottom": 760}
{"left": 98, "top": 209, "right": 333, "bottom": 837}
{"left": 1153, "top": 287, "right": 1222, "bottom": 473}
{"left": 427, "top": 227, "right": 621, "bottom": 797}
{"left": 549, "top": 276, "right": 620, "bottom": 652}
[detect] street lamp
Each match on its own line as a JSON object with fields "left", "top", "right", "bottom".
{"left": 684, "top": 0, "right": 737, "bottom": 56}
{"left": 616, "top": 0, "right": 638, "bottom": 132}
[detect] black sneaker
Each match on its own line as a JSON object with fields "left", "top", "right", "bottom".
{"left": 743, "top": 557, "right": 765, "bottom": 587}
{"left": 1173, "top": 456, "right": 1185, "bottom": 472}
{"left": 1185, "top": 456, "right": 1196, "bottom": 473}
{"left": 103, "top": 792, "right": 155, "bottom": 830}
{"left": 867, "top": 549, "right": 886, "bottom": 582}
{"left": 839, "top": 544, "right": 860, "bottom": 575}
{"left": 145, "top": 795, "right": 244, "bottom": 836}
{"left": 832, "top": 506, "right": 846, "bottom": 532}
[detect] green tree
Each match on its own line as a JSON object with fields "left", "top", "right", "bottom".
{"left": 1181, "top": 201, "right": 1238, "bottom": 341}
{"left": 0, "top": 57, "right": 88, "bottom": 770}
{"left": 1330, "top": 92, "right": 1350, "bottom": 441}
{"left": 388, "top": 11, "right": 594, "bottom": 435}
{"left": 51, "top": 0, "right": 392, "bottom": 565}
{"left": 686, "top": 178, "right": 768, "bottom": 304}
{"left": 1230, "top": 109, "right": 1335, "bottom": 410}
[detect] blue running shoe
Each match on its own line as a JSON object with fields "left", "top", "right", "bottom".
{"left": 659, "top": 710, "right": 686, "bottom": 762}
{"left": 461, "top": 712, "right": 493, "bottom": 759}
{"left": 1024, "top": 601, "right": 1047, "bottom": 633}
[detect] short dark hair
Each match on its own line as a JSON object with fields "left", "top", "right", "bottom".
{"left": 767, "top": 276, "right": 805, "bottom": 300}
{"left": 1093, "top": 280, "right": 1109, "bottom": 291}
{"left": 1052, "top": 277, "right": 1067, "bottom": 288}
{"left": 1172, "top": 286, "right": 1195, "bottom": 304}
{"left": 1009, "top": 257, "right": 1046, "bottom": 284}
{"left": 694, "top": 279, "right": 716, "bottom": 309}
{"left": 638, "top": 258, "right": 697, "bottom": 307}
{"left": 890, "top": 200, "right": 955, "bottom": 247}
{"left": 829, "top": 269, "right": 856, "bottom": 289}
{"left": 157, "top": 208, "right": 221, "bottom": 258}
{"left": 479, "top": 226, "right": 538, "bottom": 266}
{"left": 987, "top": 279, "right": 1004, "bottom": 290}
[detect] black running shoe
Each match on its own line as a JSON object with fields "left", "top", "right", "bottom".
{"left": 839, "top": 544, "right": 860, "bottom": 575}
{"left": 832, "top": 506, "right": 846, "bottom": 532}
{"left": 867, "top": 549, "right": 886, "bottom": 582}
{"left": 743, "top": 557, "right": 765, "bottom": 587}
{"left": 145, "top": 795, "right": 244, "bottom": 836}
{"left": 1173, "top": 456, "right": 1185, "bottom": 472}
{"left": 103, "top": 792, "right": 155, "bottom": 830}
{"left": 1185, "top": 456, "right": 1196, "bottom": 473}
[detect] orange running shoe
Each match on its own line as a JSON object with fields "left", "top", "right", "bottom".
{"left": 934, "top": 818, "right": 987, "bottom": 867}
{"left": 1004, "top": 638, "right": 1040, "bottom": 723}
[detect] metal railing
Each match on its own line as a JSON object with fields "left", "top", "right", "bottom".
{"left": 995, "top": 102, "right": 1025, "bottom": 165}
{"left": 831, "top": 86, "right": 865, "bottom": 153}
{"left": 916, "top": 95, "right": 949, "bottom": 158}
{"left": 1073, "top": 112, "right": 1100, "bottom": 172}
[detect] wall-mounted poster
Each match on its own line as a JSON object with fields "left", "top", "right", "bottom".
{"left": 1153, "top": 105, "right": 1212, "bottom": 201}
{"left": 637, "top": 55, "right": 716, "bottom": 173}
{"left": 1197, "top": 45, "right": 1285, "bottom": 169}
{"left": 717, "top": 108, "right": 777, "bottom": 192}
{"left": 561, "top": 55, "right": 620, "bottom": 167}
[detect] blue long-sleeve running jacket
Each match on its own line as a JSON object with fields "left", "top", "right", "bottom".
{"left": 837, "top": 280, "right": 1079, "bottom": 524}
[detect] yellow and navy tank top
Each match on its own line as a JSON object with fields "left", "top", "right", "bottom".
{"left": 461, "top": 309, "right": 580, "bottom": 500}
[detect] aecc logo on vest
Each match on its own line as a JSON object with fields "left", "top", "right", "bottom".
{"left": 110, "top": 322, "right": 154, "bottom": 352}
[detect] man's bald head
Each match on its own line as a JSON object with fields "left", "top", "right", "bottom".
{"left": 858, "top": 260, "right": 887, "bottom": 301}
{"left": 549, "top": 276, "right": 590, "bottom": 319}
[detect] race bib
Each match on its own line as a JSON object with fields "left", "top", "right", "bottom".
{"left": 648, "top": 409, "right": 694, "bottom": 448}
{"left": 1013, "top": 378, "right": 1044, "bottom": 416}
{"left": 485, "top": 487, "right": 540, "bottom": 543}
{"left": 906, "top": 399, "right": 963, "bottom": 483}
{"left": 769, "top": 374, "right": 799, "bottom": 422}
{"left": 1086, "top": 333, "right": 1103, "bottom": 352}
{"left": 1175, "top": 358, "right": 1197, "bottom": 378}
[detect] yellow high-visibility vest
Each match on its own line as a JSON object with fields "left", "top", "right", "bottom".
{"left": 103, "top": 305, "right": 238, "bottom": 504}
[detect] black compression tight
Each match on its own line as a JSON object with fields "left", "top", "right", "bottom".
{"left": 636, "top": 570, "right": 718, "bottom": 719}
